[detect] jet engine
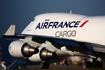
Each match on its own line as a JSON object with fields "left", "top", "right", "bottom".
{"left": 8, "top": 40, "right": 39, "bottom": 58}
{"left": 29, "top": 46, "right": 56, "bottom": 62}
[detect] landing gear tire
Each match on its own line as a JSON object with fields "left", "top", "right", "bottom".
{"left": 96, "top": 61, "right": 103, "bottom": 68}
{"left": 85, "top": 61, "right": 93, "bottom": 68}
{"left": 40, "top": 62, "right": 49, "bottom": 69}
{"left": 85, "top": 58, "right": 103, "bottom": 68}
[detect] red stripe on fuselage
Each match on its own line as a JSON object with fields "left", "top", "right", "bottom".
{"left": 80, "top": 20, "right": 89, "bottom": 27}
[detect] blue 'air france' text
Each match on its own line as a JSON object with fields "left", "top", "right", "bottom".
{"left": 35, "top": 21, "right": 81, "bottom": 29}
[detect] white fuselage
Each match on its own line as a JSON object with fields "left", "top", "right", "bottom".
{"left": 6, "top": 13, "right": 105, "bottom": 64}
{"left": 22, "top": 13, "right": 105, "bottom": 46}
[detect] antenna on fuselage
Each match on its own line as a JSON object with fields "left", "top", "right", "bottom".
{"left": 70, "top": 10, "right": 72, "bottom": 14}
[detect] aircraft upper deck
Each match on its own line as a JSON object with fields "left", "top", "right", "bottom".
{"left": 35, "top": 13, "right": 88, "bottom": 20}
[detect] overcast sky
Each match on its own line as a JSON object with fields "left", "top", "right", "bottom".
{"left": 0, "top": 0, "right": 105, "bottom": 37}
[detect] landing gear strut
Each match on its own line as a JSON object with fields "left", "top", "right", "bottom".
{"left": 40, "top": 62, "right": 50, "bottom": 69}
{"left": 85, "top": 57, "right": 103, "bottom": 68}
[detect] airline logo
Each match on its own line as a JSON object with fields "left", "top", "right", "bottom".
{"left": 35, "top": 20, "right": 89, "bottom": 29}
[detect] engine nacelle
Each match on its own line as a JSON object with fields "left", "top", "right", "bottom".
{"left": 29, "top": 46, "right": 56, "bottom": 62}
{"left": 8, "top": 40, "right": 39, "bottom": 58}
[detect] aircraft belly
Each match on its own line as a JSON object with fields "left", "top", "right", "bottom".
{"left": 23, "top": 28, "right": 105, "bottom": 46}
{"left": 93, "top": 47, "right": 105, "bottom": 53}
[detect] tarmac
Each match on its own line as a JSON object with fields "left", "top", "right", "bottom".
{"left": 6, "top": 61, "right": 105, "bottom": 70}
{"left": 13, "top": 65, "right": 88, "bottom": 70}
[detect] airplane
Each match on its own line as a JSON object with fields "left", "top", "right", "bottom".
{"left": 2, "top": 12, "right": 105, "bottom": 69}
